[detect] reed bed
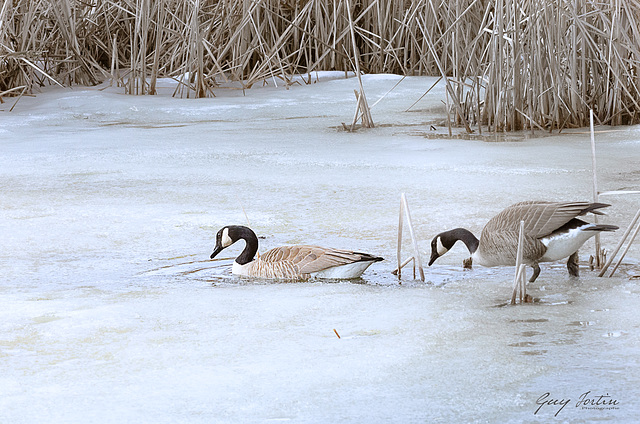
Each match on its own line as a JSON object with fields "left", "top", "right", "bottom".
{"left": 453, "top": 0, "right": 640, "bottom": 130}
{"left": 1, "top": 0, "right": 639, "bottom": 130}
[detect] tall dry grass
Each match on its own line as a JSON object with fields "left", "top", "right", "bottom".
{"left": 452, "top": 0, "right": 640, "bottom": 130}
{"left": 1, "top": 0, "right": 639, "bottom": 130}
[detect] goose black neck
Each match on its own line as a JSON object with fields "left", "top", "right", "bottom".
{"left": 231, "top": 226, "right": 259, "bottom": 265}
{"left": 447, "top": 228, "right": 480, "bottom": 254}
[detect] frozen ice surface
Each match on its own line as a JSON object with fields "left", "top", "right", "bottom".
{"left": 1, "top": 74, "right": 639, "bottom": 423}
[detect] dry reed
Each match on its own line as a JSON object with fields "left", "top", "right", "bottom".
{"left": 510, "top": 220, "right": 527, "bottom": 305}
{"left": 396, "top": 193, "right": 424, "bottom": 282}
{"left": 1, "top": 0, "right": 639, "bottom": 130}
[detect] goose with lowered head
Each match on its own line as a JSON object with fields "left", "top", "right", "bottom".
{"left": 428, "top": 201, "right": 618, "bottom": 282}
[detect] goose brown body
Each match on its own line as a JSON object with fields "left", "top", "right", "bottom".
{"left": 210, "top": 226, "right": 383, "bottom": 280}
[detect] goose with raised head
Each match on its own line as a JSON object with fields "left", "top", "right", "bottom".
{"left": 428, "top": 201, "right": 618, "bottom": 282}
{"left": 210, "top": 225, "right": 383, "bottom": 280}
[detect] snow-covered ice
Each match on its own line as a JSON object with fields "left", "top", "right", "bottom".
{"left": 1, "top": 73, "right": 639, "bottom": 422}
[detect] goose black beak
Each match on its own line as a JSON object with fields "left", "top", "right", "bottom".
{"left": 210, "top": 245, "right": 224, "bottom": 259}
{"left": 428, "top": 251, "right": 438, "bottom": 266}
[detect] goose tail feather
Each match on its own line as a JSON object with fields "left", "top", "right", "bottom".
{"left": 584, "top": 224, "right": 619, "bottom": 232}
{"left": 580, "top": 202, "right": 611, "bottom": 216}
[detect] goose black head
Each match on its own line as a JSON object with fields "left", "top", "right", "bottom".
{"left": 428, "top": 228, "right": 479, "bottom": 266}
{"left": 210, "top": 226, "right": 238, "bottom": 259}
{"left": 428, "top": 232, "right": 452, "bottom": 266}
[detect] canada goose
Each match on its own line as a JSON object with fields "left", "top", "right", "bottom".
{"left": 428, "top": 201, "right": 618, "bottom": 282}
{"left": 210, "top": 225, "right": 383, "bottom": 280}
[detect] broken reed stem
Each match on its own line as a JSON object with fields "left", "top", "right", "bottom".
{"left": 590, "top": 109, "right": 603, "bottom": 268}
{"left": 511, "top": 220, "right": 526, "bottom": 305}
{"left": 599, "top": 208, "right": 640, "bottom": 277}
{"left": 396, "top": 193, "right": 424, "bottom": 282}
{"left": 600, "top": 208, "right": 640, "bottom": 278}
{"left": 392, "top": 256, "right": 415, "bottom": 276}
{"left": 511, "top": 264, "right": 527, "bottom": 305}
{"left": 521, "top": 265, "right": 526, "bottom": 303}
{"left": 351, "top": 89, "right": 372, "bottom": 131}
{"left": 396, "top": 192, "right": 404, "bottom": 280}
{"left": 608, "top": 218, "right": 640, "bottom": 277}
{"left": 402, "top": 194, "right": 425, "bottom": 282}
{"left": 413, "top": 259, "right": 416, "bottom": 280}
{"left": 8, "top": 85, "right": 27, "bottom": 112}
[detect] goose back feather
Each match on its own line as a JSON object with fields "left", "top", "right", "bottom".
{"left": 241, "top": 245, "right": 381, "bottom": 279}
{"left": 481, "top": 201, "right": 608, "bottom": 238}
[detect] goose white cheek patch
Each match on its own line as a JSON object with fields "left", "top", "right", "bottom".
{"left": 436, "top": 237, "right": 449, "bottom": 256}
{"left": 221, "top": 228, "right": 233, "bottom": 247}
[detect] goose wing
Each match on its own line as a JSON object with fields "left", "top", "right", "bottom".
{"left": 260, "top": 245, "right": 375, "bottom": 275}
{"left": 475, "top": 229, "right": 547, "bottom": 265}
{"left": 484, "top": 201, "right": 609, "bottom": 239}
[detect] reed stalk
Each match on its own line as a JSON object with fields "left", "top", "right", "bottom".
{"left": 608, "top": 217, "right": 640, "bottom": 278}
{"left": 392, "top": 256, "right": 415, "bottom": 276}
{"left": 599, "top": 208, "right": 640, "bottom": 277}
{"left": 590, "top": 110, "right": 604, "bottom": 268}
{"left": 396, "top": 193, "right": 424, "bottom": 282}
{"left": 396, "top": 190, "right": 404, "bottom": 280}
{"left": 511, "top": 220, "right": 526, "bottom": 305}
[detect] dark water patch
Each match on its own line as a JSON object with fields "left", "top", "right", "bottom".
{"left": 520, "top": 350, "right": 547, "bottom": 356}
{"left": 521, "top": 330, "right": 545, "bottom": 337}
{"left": 509, "top": 341, "right": 538, "bottom": 348}
{"left": 405, "top": 129, "right": 555, "bottom": 143}
{"left": 100, "top": 121, "right": 189, "bottom": 129}
{"left": 492, "top": 297, "right": 542, "bottom": 307}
